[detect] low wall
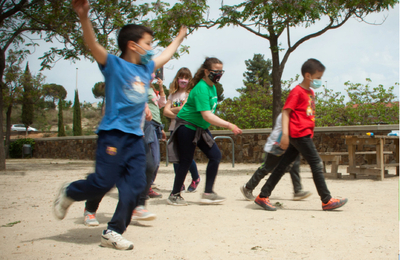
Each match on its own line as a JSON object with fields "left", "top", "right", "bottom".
{"left": 30, "top": 125, "right": 399, "bottom": 164}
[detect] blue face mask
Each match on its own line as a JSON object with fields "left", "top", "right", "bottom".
{"left": 133, "top": 42, "right": 154, "bottom": 65}
{"left": 311, "top": 79, "right": 322, "bottom": 89}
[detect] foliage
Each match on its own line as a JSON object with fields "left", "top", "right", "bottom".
{"left": 42, "top": 83, "right": 67, "bottom": 106}
{"left": 9, "top": 138, "right": 35, "bottom": 159}
{"left": 58, "top": 99, "right": 66, "bottom": 137}
{"left": 73, "top": 89, "right": 82, "bottom": 136}
{"left": 314, "top": 79, "right": 399, "bottom": 126}
{"left": 21, "top": 64, "right": 34, "bottom": 131}
{"left": 216, "top": 54, "right": 293, "bottom": 129}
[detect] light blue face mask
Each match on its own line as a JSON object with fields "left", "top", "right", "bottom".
{"left": 133, "top": 42, "right": 154, "bottom": 65}
{"left": 311, "top": 79, "right": 323, "bottom": 89}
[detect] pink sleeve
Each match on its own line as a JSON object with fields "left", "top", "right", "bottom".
{"left": 158, "top": 95, "right": 167, "bottom": 108}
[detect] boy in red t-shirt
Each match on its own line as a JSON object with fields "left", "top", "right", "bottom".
{"left": 254, "top": 58, "right": 348, "bottom": 211}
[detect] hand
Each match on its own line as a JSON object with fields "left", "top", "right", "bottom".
{"left": 157, "top": 78, "right": 164, "bottom": 93}
{"left": 72, "top": 0, "right": 90, "bottom": 18}
{"left": 227, "top": 123, "right": 242, "bottom": 135}
{"left": 145, "top": 105, "right": 152, "bottom": 121}
{"left": 177, "top": 26, "right": 187, "bottom": 40}
{"left": 279, "top": 134, "right": 289, "bottom": 150}
{"left": 161, "top": 130, "right": 166, "bottom": 141}
{"left": 231, "top": 125, "right": 242, "bottom": 135}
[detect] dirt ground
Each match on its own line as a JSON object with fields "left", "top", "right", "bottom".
{"left": 0, "top": 159, "right": 398, "bottom": 260}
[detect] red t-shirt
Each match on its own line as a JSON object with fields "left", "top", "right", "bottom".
{"left": 283, "top": 85, "right": 316, "bottom": 138}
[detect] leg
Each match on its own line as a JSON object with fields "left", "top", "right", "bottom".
{"left": 288, "top": 155, "right": 302, "bottom": 193}
{"left": 170, "top": 126, "right": 196, "bottom": 195}
{"left": 106, "top": 135, "right": 146, "bottom": 234}
{"left": 259, "top": 144, "right": 299, "bottom": 198}
{"left": 66, "top": 130, "right": 130, "bottom": 201}
{"left": 290, "top": 136, "right": 331, "bottom": 203}
{"left": 246, "top": 153, "right": 281, "bottom": 190}
{"left": 150, "top": 130, "right": 161, "bottom": 183}
{"left": 138, "top": 138, "right": 156, "bottom": 206}
{"left": 189, "top": 160, "right": 200, "bottom": 180}
{"left": 196, "top": 130, "right": 222, "bottom": 193}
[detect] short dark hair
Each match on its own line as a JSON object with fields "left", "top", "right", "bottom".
{"left": 301, "top": 58, "right": 325, "bottom": 76}
{"left": 117, "top": 24, "right": 153, "bottom": 55}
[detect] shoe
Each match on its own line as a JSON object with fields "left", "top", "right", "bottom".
{"left": 167, "top": 193, "right": 188, "bottom": 206}
{"left": 151, "top": 183, "right": 160, "bottom": 190}
{"left": 322, "top": 197, "right": 348, "bottom": 211}
{"left": 240, "top": 184, "right": 255, "bottom": 201}
{"left": 148, "top": 188, "right": 162, "bottom": 198}
{"left": 100, "top": 229, "right": 134, "bottom": 250}
{"left": 187, "top": 177, "right": 201, "bottom": 193}
{"left": 84, "top": 209, "right": 99, "bottom": 226}
{"left": 293, "top": 190, "right": 312, "bottom": 201}
{"left": 254, "top": 195, "right": 277, "bottom": 211}
{"left": 200, "top": 192, "right": 226, "bottom": 205}
{"left": 53, "top": 182, "right": 74, "bottom": 220}
{"left": 132, "top": 206, "right": 156, "bottom": 221}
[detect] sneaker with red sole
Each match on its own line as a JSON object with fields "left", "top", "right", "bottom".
{"left": 148, "top": 187, "right": 162, "bottom": 198}
{"left": 322, "top": 197, "right": 348, "bottom": 211}
{"left": 254, "top": 195, "right": 277, "bottom": 211}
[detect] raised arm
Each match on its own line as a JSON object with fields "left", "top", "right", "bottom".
{"left": 153, "top": 26, "right": 187, "bottom": 71}
{"left": 201, "top": 111, "right": 242, "bottom": 135}
{"left": 72, "top": 0, "right": 107, "bottom": 65}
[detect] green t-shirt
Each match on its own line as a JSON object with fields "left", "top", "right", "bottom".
{"left": 177, "top": 79, "right": 218, "bottom": 130}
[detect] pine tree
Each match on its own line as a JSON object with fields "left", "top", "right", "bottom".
{"left": 73, "top": 89, "right": 82, "bottom": 136}
{"left": 58, "top": 99, "right": 66, "bottom": 137}
{"left": 21, "top": 63, "right": 34, "bottom": 134}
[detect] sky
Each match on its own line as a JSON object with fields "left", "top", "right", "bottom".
{"left": 25, "top": 1, "right": 399, "bottom": 104}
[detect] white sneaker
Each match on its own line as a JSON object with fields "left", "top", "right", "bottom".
{"left": 132, "top": 206, "right": 156, "bottom": 221}
{"left": 101, "top": 230, "right": 134, "bottom": 250}
{"left": 84, "top": 210, "right": 100, "bottom": 226}
{"left": 53, "top": 182, "right": 74, "bottom": 220}
{"left": 200, "top": 192, "right": 226, "bottom": 205}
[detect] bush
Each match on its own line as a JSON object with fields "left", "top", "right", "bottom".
{"left": 9, "top": 138, "right": 35, "bottom": 158}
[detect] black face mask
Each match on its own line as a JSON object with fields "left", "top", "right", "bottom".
{"left": 208, "top": 70, "right": 223, "bottom": 83}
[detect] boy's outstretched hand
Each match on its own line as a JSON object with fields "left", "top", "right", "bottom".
{"left": 177, "top": 26, "right": 188, "bottom": 40}
{"left": 72, "top": 0, "right": 90, "bottom": 18}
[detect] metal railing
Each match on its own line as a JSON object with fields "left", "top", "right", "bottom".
{"left": 165, "top": 136, "right": 235, "bottom": 168}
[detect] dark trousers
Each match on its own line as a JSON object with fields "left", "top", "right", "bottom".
{"left": 170, "top": 130, "right": 199, "bottom": 181}
{"left": 66, "top": 130, "right": 146, "bottom": 234}
{"left": 260, "top": 135, "right": 331, "bottom": 203}
{"left": 246, "top": 153, "right": 302, "bottom": 194}
{"left": 173, "top": 160, "right": 199, "bottom": 181}
{"left": 171, "top": 126, "right": 221, "bottom": 194}
{"left": 85, "top": 138, "right": 155, "bottom": 212}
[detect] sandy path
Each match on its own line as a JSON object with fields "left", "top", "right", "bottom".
{"left": 0, "top": 159, "right": 398, "bottom": 259}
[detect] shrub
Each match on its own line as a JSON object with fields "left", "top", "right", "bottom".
{"left": 9, "top": 138, "right": 35, "bottom": 158}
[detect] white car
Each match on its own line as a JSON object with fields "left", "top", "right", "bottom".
{"left": 11, "top": 124, "right": 38, "bottom": 132}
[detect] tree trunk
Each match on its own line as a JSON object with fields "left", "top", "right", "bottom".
{"left": 269, "top": 36, "right": 283, "bottom": 128}
{"left": 0, "top": 50, "right": 6, "bottom": 170}
{"left": 5, "top": 105, "right": 12, "bottom": 159}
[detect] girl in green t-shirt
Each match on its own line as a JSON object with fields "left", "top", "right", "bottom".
{"left": 167, "top": 57, "right": 242, "bottom": 206}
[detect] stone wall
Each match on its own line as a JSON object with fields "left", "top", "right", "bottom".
{"left": 29, "top": 125, "right": 399, "bottom": 164}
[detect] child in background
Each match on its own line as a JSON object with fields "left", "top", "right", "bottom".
{"left": 53, "top": 0, "right": 187, "bottom": 250}
{"left": 240, "top": 113, "right": 311, "bottom": 201}
{"left": 144, "top": 75, "right": 166, "bottom": 198}
{"left": 163, "top": 67, "right": 201, "bottom": 193}
{"left": 254, "top": 58, "right": 348, "bottom": 211}
{"left": 167, "top": 57, "right": 242, "bottom": 206}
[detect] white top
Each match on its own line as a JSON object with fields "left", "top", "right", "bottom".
{"left": 264, "top": 113, "right": 285, "bottom": 156}
{"left": 167, "top": 91, "right": 189, "bottom": 131}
